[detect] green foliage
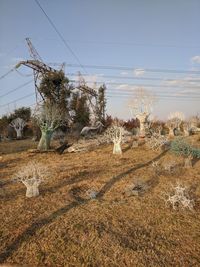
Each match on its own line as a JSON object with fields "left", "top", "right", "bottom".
{"left": 39, "top": 71, "right": 70, "bottom": 124}
{"left": 39, "top": 71, "right": 69, "bottom": 101}
{"left": 9, "top": 107, "right": 31, "bottom": 122}
{"left": 0, "top": 115, "right": 10, "bottom": 135}
{"left": 96, "top": 84, "right": 106, "bottom": 122}
{"left": 39, "top": 71, "right": 71, "bottom": 121}
{"left": 70, "top": 92, "right": 90, "bottom": 125}
{"left": 170, "top": 138, "right": 200, "bottom": 158}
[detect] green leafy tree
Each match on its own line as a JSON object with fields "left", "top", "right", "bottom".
{"left": 8, "top": 107, "right": 31, "bottom": 122}
{"left": 35, "top": 101, "right": 65, "bottom": 151}
{"left": 39, "top": 71, "right": 71, "bottom": 122}
{"left": 0, "top": 115, "right": 9, "bottom": 138}
{"left": 96, "top": 84, "right": 106, "bottom": 123}
{"left": 170, "top": 138, "right": 200, "bottom": 168}
{"left": 70, "top": 92, "right": 90, "bottom": 126}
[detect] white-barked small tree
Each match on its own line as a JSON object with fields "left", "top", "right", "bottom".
{"left": 9, "top": 117, "right": 26, "bottom": 139}
{"left": 34, "top": 101, "right": 65, "bottom": 151}
{"left": 104, "top": 124, "right": 125, "bottom": 154}
{"left": 13, "top": 161, "right": 49, "bottom": 197}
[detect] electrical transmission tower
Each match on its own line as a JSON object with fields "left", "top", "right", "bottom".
{"left": 15, "top": 38, "right": 98, "bottom": 112}
{"left": 15, "top": 38, "right": 61, "bottom": 102}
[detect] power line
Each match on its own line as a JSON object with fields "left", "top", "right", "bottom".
{"left": 106, "top": 91, "right": 200, "bottom": 99}
{"left": 34, "top": 0, "right": 87, "bottom": 73}
{"left": 0, "top": 89, "right": 199, "bottom": 113}
{"left": 0, "top": 93, "right": 35, "bottom": 108}
{"left": 69, "top": 79, "right": 200, "bottom": 90}
{"left": 31, "top": 37, "right": 200, "bottom": 49}
{"left": 66, "top": 63, "right": 200, "bottom": 75}
{"left": 0, "top": 68, "right": 15, "bottom": 81}
{"left": 106, "top": 94, "right": 200, "bottom": 101}
{"left": 15, "top": 68, "right": 33, "bottom": 77}
{"left": 67, "top": 73, "right": 200, "bottom": 84}
{"left": 0, "top": 80, "right": 34, "bottom": 98}
{"left": 63, "top": 40, "right": 200, "bottom": 49}
{"left": 106, "top": 88, "right": 200, "bottom": 96}
{"left": 106, "top": 93, "right": 200, "bottom": 102}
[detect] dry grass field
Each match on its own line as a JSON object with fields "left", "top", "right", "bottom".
{"left": 0, "top": 137, "right": 200, "bottom": 267}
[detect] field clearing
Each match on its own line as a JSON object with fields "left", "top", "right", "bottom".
{"left": 0, "top": 137, "right": 200, "bottom": 267}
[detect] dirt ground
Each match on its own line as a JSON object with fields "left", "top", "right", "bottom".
{"left": 0, "top": 136, "right": 200, "bottom": 267}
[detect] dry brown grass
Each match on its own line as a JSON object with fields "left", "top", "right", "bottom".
{"left": 0, "top": 136, "right": 200, "bottom": 267}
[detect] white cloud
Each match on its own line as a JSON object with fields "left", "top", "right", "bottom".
{"left": 133, "top": 68, "right": 145, "bottom": 77}
{"left": 191, "top": 55, "right": 200, "bottom": 64}
{"left": 120, "top": 71, "right": 129, "bottom": 76}
{"left": 162, "top": 76, "right": 200, "bottom": 87}
{"left": 117, "top": 84, "right": 137, "bottom": 91}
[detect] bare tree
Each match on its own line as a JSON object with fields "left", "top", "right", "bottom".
{"left": 13, "top": 161, "right": 49, "bottom": 197}
{"left": 145, "top": 132, "right": 169, "bottom": 151}
{"left": 34, "top": 101, "right": 65, "bottom": 151}
{"left": 163, "top": 182, "right": 194, "bottom": 210}
{"left": 166, "top": 112, "right": 184, "bottom": 137}
{"left": 182, "top": 121, "right": 192, "bottom": 136}
{"left": 104, "top": 124, "right": 124, "bottom": 154}
{"left": 189, "top": 115, "right": 200, "bottom": 133}
{"left": 9, "top": 117, "right": 26, "bottom": 139}
{"left": 128, "top": 88, "right": 156, "bottom": 137}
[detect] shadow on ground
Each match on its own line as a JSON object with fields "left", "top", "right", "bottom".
{"left": 0, "top": 150, "right": 168, "bottom": 263}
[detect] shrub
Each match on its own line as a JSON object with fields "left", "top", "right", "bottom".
{"left": 170, "top": 138, "right": 200, "bottom": 167}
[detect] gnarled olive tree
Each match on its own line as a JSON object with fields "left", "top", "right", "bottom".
{"left": 128, "top": 88, "right": 156, "bottom": 137}
{"left": 166, "top": 112, "right": 184, "bottom": 137}
{"left": 35, "top": 102, "right": 64, "bottom": 151}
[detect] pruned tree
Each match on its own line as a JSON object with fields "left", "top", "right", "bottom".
{"left": 145, "top": 132, "right": 169, "bottom": 151}
{"left": 9, "top": 117, "right": 26, "bottom": 139}
{"left": 35, "top": 101, "right": 65, "bottom": 151}
{"left": 104, "top": 124, "right": 125, "bottom": 154}
{"left": 96, "top": 84, "right": 106, "bottom": 123}
{"left": 189, "top": 115, "right": 200, "bottom": 134}
{"left": 170, "top": 137, "right": 200, "bottom": 168}
{"left": 182, "top": 121, "right": 192, "bottom": 136}
{"left": 13, "top": 161, "right": 49, "bottom": 197}
{"left": 166, "top": 112, "right": 184, "bottom": 137}
{"left": 128, "top": 88, "right": 156, "bottom": 137}
{"left": 39, "top": 71, "right": 71, "bottom": 124}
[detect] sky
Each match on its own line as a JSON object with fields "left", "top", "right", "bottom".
{"left": 0, "top": 0, "right": 200, "bottom": 120}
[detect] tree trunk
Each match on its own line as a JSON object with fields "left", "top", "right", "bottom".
{"left": 184, "top": 155, "right": 193, "bottom": 168}
{"left": 184, "top": 129, "right": 190, "bottom": 137}
{"left": 16, "top": 129, "right": 22, "bottom": 139}
{"left": 25, "top": 184, "right": 39, "bottom": 197}
{"left": 113, "top": 142, "right": 122, "bottom": 155}
{"left": 37, "top": 130, "right": 53, "bottom": 151}
{"left": 139, "top": 121, "right": 146, "bottom": 137}
{"left": 168, "top": 128, "right": 174, "bottom": 137}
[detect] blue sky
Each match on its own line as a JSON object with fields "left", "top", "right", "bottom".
{"left": 0, "top": 0, "right": 200, "bottom": 120}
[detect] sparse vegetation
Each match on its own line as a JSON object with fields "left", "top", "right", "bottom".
{"left": 0, "top": 133, "right": 200, "bottom": 266}
{"left": 170, "top": 137, "right": 200, "bottom": 168}
{"left": 163, "top": 182, "right": 194, "bottom": 210}
{"left": 12, "top": 161, "right": 49, "bottom": 197}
